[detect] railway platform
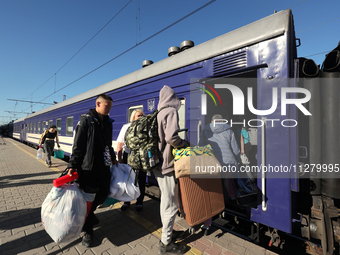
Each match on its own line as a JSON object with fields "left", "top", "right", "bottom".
{"left": 0, "top": 137, "right": 279, "bottom": 255}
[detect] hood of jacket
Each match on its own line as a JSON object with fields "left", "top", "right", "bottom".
{"left": 88, "top": 108, "right": 100, "bottom": 121}
{"left": 157, "top": 85, "right": 181, "bottom": 111}
{"left": 88, "top": 108, "right": 114, "bottom": 124}
{"left": 204, "top": 122, "right": 232, "bottom": 134}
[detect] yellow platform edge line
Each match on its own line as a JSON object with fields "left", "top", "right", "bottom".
{"left": 7, "top": 138, "right": 62, "bottom": 173}
{"left": 111, "top": 202, "right": 202, "bottom": 255}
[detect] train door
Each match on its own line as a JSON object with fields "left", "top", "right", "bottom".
{"left": 195, "top": 65, "right": 297, "bottom": 234}
{"left": 200, "top": 72, "right": 259, "bottom": 205}
{"left": 21, "top": 123, "right": 26, "bottom": 142}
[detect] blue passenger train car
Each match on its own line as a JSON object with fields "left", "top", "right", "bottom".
{"left": 10, "top": 9, "right": 340, "bottom": 254}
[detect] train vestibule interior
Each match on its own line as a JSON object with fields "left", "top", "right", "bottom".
{"left": 201, "top": 70, "right": 259, "bottom": 212}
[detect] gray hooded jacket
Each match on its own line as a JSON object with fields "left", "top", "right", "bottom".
{"left": 157, "top": 85, "right": 187, "bottom": 174}
{"left": 198, "top": 122, "right": 240, "bottom": 167}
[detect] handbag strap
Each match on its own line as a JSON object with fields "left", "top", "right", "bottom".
{"left": 127, "top": 167, "right": 133, "bottom": 183}
{"left": 126, "top": 167, "right": 139, "bottom": 186}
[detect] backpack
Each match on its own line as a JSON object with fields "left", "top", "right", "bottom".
{"left": 39, "top": 129, "right": 49, "bottom": 144}
{"left": 125, "top": 107, "right": 168, "bottom": 172}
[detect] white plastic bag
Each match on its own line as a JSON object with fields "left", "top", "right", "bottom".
{"left": 81, "top": 190, "right": 96, "bottom": 219}
{"left": 41, "top": 183, "right": 88, "bottom": 244}
{"left": 37, "top": 148, "right": 44, "bottom": 159}
{"left": 108, "top": 164, "right": 140, "bottom": 202}
{"left": 240, "top": 153, "right": 250, "bottom": 165}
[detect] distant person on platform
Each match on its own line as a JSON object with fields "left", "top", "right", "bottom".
{"left": 39, "top": 125, "right": 60, "bottom": 167}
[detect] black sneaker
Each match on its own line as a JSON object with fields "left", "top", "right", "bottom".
{"left": 136, "top": 205, "right": 143, "bottom": 213}
{"left": 82, "top": 233, "right": 93, "bottom": 247}
{"left": 120, "top": 203, "right": 130, "bottom": 212}
{"left": 158, "top": 240, "right": 186, "bottom": 254}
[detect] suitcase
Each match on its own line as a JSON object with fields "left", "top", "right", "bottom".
{"left": 178, "top": 177, "right": 224, "bottom": 227}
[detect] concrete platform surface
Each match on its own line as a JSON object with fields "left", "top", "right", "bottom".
{"left": 0, "top": 137, "right": 279, "bottom": 255}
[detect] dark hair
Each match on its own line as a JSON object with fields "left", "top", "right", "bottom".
{"left": 96, "top": 94, "right": 113, "bottom": 102}
{"left": 50, "top": 125, "right": 57, "bottom": 128}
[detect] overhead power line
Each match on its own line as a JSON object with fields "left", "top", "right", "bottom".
{"left": 286, "top": 0, "right": 338, "bottom": 60}
{"left": 5, "top": 111, "right": 31, "bottom": 115}
{"left": 304, "top": 51, "right": 330, "bottom": 58}
{"left": 23, "top": 0, "right": 217, "bottom": 112}
{"left": 27, "top": 0, "right": 133, "bottom": 99}
{"left": 7, "top": 99, "right": 54, "bottom": 105}
{"left": 297, "top": 16, "right": 340, "bottom": 34}
{"left": 7, "top": 99, "right": 54, "bottom": 114}
{"left": 55, "top": 0, "right": 133, "bottom": 75}
{"left": 288, "top": 0, "right": 307, "bottom": 9}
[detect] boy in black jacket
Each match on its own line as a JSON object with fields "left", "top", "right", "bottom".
{"left": 67, "top": 94, "right": 117, "bottom": 247}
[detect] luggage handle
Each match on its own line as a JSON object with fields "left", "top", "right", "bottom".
{"left": 178, "top": 128, "right": 190, "bottom": 144}
{"left": 175, "top": 129, "right": 188, "bottom": 219}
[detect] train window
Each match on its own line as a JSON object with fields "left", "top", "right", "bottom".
{"left": 34, "top": 123, "right": 36, "bottom": 133}
{"left": 49, "top": 120, "right": 53, "bottom": 128}
{"left": 127, "top": 105, "right": 143, "bottom": 123}
{"left": 42, "top": 121, "right": 47, "bottom": 131}
{"left": 38, "top": 122, "right": 40, "bottom": 133}
{"left": 178, "top": 98, "right": 186, "bottom": 139}
{"left": 30, "top": 123, "right": 32, "bottom": 133}
{"left": 66, "top": 117, "right": 73, "bottom": 136}
{"left": 56, "top": 119, "right": 61, "bottom": 134}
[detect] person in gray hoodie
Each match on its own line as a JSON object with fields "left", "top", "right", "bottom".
{"left": 155, "top": 85, "right": 187, "bottom": 254}
{"left": 199, "top": 114, "right": 240, "bottom": 170}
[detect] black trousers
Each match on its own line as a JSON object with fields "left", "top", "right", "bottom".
{"left": 244, "top": 142, "right": 252, "bottom": 163}
{"left": 44, "top": 140, "right": 54, "bottom": 165}
{"left": 123, "top": 152, "right": 146, "bottom": 206}
{"left": 80, "top": 167, "right": 111, "bottom": 234}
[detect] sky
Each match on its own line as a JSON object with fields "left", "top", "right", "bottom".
{"left": 1, "top": 0, "right": 339, "bottom": 125}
